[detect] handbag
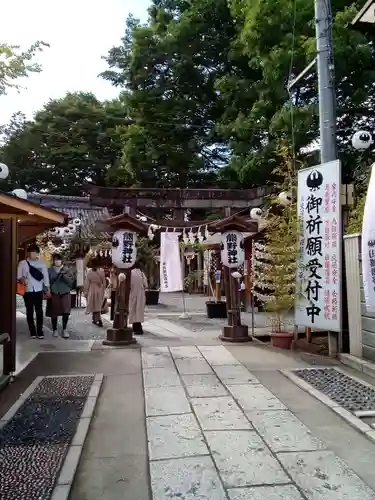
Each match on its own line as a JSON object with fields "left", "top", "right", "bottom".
{"left": 17, "top": 282, "right": 26, "bottom": 296}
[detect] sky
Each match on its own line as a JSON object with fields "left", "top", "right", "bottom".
{"left": 1, "top": 0, "right": 150, "bottom": 124}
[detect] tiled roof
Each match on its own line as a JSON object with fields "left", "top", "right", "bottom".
{"left": 27, "top": 193, "right": 110, "bottom": 240}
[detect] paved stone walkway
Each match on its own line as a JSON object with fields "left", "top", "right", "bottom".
{"left": 142, "top": 345, "right": 375, "bottom": 500}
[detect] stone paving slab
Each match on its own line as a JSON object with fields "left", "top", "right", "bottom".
{"left": 191, "top": 396, "right": 252, "bottom": 431}
{"left": 175, "top": 358, "right": 214, "bottom": 375}
{"left": 147, "top": 413, "right": 209, "bottom": 460}
{"left": 145, "top": 386, "right": 191, "bottom": 417}
{"left": 143, "top": 367, "right": 182, "bottom": 388}
{"left": 278, "top": 450, "right": 375, "bottom": 500}
{"left": 246, "top": 410, "right": 325, "bottom": 453}
{"left": 227, "top": 384, "right": 287, "bottom": 412}
{"left": 169, "top": 346, "right": 203, "bottom": 359}
{"left": 213, "top": 365, "right": 260, "bottom": 385}
{"left": 150, "top": 455, "right": 227, "bottom": 500}
{"left": 205, "top": 430, "right": 289, "bottom": 488}
{"left": 227, "top": 485, "right": 305, "bottom": 500}
{"left": 198, "top": 346, "right": 241, "bottom": 366}
{"left": 182, "top": 374, "right": 228, "bottom": 398}
{"left": 141, "top": 349, "right": 174, "bottom": 369}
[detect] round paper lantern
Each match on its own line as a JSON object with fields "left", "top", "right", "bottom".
{"left": 67, "top": 223, "right": 76, "bottom": 233}
{"left": 12, "top": 188, "right": 27, "bottom": 199}
{"left": 220, "top": 231, "right": 245, "bottom": 269}
{"left": 279, "top": 191, "right": 292, "bottom": 206}
{"left": 73, "top": 218, "right": 81, "bottom": 226}
{"left": 250, "top": 208, "right": 263, "bottom": 220}
{"left": 61, "top": 226, "right": 71, "bottom": 237}
{"left": 352, "top": 130, "right": 373, "bottom": 150}
{"left": 0, "top": 163, "right": 9, "bottom": 180}
{"left": 112, "top": 230, "right": 138, "bottom": 269}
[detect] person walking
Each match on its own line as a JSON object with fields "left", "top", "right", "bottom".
{"left": 128, "top": 262, "right": 148, "bottom": 335}
{"left": 17, "top": 243, "right": 50, "bottom": 339}
{"left": 84, "top": 258, "right": 106, "bottom": 327}
{"left": 46, "top": 254, "right": 74, "bottom": 339}
{"left": 109, "top": 266, "right": 118, "bottom": 321}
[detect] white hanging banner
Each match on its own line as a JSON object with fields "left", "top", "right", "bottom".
{"left": 220, "top": 231, "right": 245, "bottom": 268}
{"left": 112, "top": 230, "right": 137, "bottom": 269}
{"left": 76, "top": 258, "right": 84, "bottom": 287}
{"left": 160, "top": 232, "right": 183, "bottom": 292}
{"left": 295, "top": 160, "right": 342, "bottom": 331}
{"left": 362, "top": 163, "right": 375, "bottom": 313}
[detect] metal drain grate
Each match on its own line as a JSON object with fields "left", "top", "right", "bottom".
{"left": 293, "top": 368, "right": 375, "bottom": 413}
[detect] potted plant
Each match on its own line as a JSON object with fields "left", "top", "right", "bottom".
{"left": 136, "top": 237, "right": 160, "bottom": 305}
{"left": 253, "top": 149, "right": 299, "bottom": 349}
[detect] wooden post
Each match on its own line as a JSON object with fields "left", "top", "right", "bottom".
{"left": 220, "top": 265, "right": 250, "bottom": 342}
{"left": 103, "top": 268, "right": 136, "bottom": 346}
{"left": 0, "top": 218, "right": 17, "bottom": 375}
{"left": 214, "top": 251, "right": 221, "bottom": 301}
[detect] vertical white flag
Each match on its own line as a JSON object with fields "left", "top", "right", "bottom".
{"left": 362, "top": 163, "right": 375, "bottom": 312}
{"left": 160, "top": 232, "right": 183, "bottom": 292}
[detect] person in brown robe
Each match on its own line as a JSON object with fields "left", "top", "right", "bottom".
{"left": 84, "top": 259, "right": 106, "bottom": 327}
{"left": 128, "top": 262, "right": 148, "bottom": 335}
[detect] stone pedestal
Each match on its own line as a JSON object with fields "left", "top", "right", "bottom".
{"left": 103, "top": 327, "right": 137, "bottom": 346}
{"left": 220, "top": 325, "right": 251, "bottom": 343}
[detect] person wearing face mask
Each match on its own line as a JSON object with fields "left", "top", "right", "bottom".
{"left": 17, "top": 244, "right": 50, "bottom": 339}
{"left": 46, "top": 254, "right": 74, "bottom": 338}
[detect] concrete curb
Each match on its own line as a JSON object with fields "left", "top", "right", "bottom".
{"left": 280, "top": 368, "right": 375, "bottom": 443}
{"left": 0, "top": 373, "right": 104, "bottom": 500}
{"left": 339, "top": 353, "right": 375, "bottom": 380}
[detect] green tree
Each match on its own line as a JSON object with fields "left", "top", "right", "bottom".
{"left": 0, "top": 92, "right": 125, "bottom": 194}
{"left": 102, "top": 1, "right": 239, "bottom": 188}
{"left": 0, "top": 42, "right": 48, "bottom": 95}
{"left": 217, "top": 0, "right": 375, "bottom": 186}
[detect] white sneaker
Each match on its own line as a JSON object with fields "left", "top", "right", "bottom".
{"left": 52, "top": 330, "right": 58, "bottom": 338}
{"left": 62, "top": 330, "right": 70, "bottom": 339}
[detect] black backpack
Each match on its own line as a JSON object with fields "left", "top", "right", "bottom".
{"left": 27, "top": 262, "right": 44, "bottom": 281}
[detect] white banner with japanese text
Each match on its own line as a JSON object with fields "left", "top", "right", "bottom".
{"left": 295, "top": 160, "right": 341, "bottom": 331}
{"left": 160, "top": 232, "right": 183, "bottom": 292}
{"left": 362, "top": 163, "right": 375, "bottom": 312}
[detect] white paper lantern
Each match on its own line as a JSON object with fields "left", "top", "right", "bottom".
{"left": 73, "top": 218, "right": 81, "bottom": 227}
{"left": 279, "top": 192, "right": 292, "bottom": 206}
{"left": 61, "top": 226, "right": 71, "bottom": 237}
{"left": 250, "top": 208, "right": 263, "bottom": 220}
{"left": 220, "top": 231, "right": 245, "bottom": 269}
{"left": 60, "top": 243, "right": 69, "bottom": 251}
{"left": 112, "top": 230, "right": 137, "bottom": 269}
{"left": 12, "top": 188, "right": 27, "bottom": 199}
{"left": 352, "top": 130, "right": 373, "bottom": 150}
{"left": 0, "top": 163, "right": 9, "bottom": 180}
{"left": 67, "top": 223, "right": 76, "bottom": 233}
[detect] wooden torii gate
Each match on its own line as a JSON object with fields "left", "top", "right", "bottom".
{"left": 83, "top": 184, "right": 269, "bottom": 219}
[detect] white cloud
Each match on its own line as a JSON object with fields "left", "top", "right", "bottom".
{"left": 1, "top": 0, "right": 150, "bottom": 123}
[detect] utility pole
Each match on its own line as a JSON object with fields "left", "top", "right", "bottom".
{"left": 315, "top": 0, "right": 337, "bottom": 163}
{"left": 315, "top": 0, "right": 348, "bottom": 357}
